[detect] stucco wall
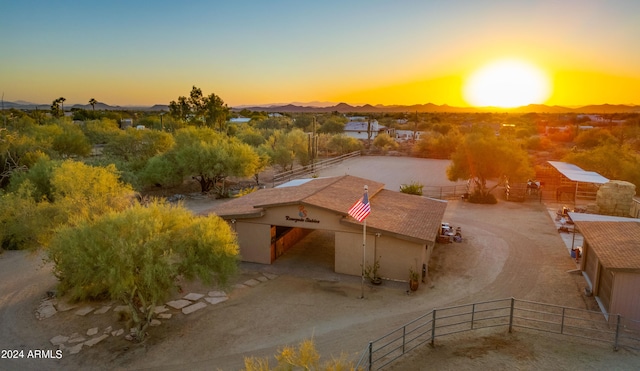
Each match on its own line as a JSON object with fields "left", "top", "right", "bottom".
{"left": 610, "top": 271, "right": 640, "bottom": 324}
{"left": 335, "top": 231, "right": 425, "bottom": 281}
{"left": 234, "top": 221, "right": 272, "bottom": 264}
{"left": 258, "top": 204, "right": 353, "bottom": 233}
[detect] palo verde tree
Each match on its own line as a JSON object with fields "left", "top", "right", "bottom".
{"left": 447, "top": 132, "right": 533, "bottom": 201}
{"left": 141, "top": 127, "right": 260, "bottom": 196}
{"left": 168, "top": 86, "right": 230, "bottom": 131}
{"left": 48, "top": 201, "right": 239, "bottom": 341}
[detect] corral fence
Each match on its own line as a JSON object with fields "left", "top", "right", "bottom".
{"left": 272, "top": 151, "right": 361, "bottom": 186}
{"left": 355, "top": 297, "right": 640, "bottom": 370}
{"left": 422, "top": 185, "right": 469, "bottom": 200}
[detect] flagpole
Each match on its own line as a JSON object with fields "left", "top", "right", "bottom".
{"left": 361, "top": 185, "right": 368, "bottom": 299}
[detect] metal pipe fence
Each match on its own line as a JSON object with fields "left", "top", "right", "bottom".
{"left": 272, "top": 151, "right": 361, "bottom": 186}
{"left": 355, "top": 297, "right": 640, "bottom": 370}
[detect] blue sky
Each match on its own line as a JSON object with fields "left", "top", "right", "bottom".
{"left": 1, "top": 0, "right": 639, "bottom": 107}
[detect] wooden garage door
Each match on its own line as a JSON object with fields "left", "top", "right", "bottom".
{"left": 598, "top": 267, "right": 613, "bottom": 312}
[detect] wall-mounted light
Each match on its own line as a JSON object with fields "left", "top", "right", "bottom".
{"left": 375, "top": 233, "right": 381, "bottom": 237}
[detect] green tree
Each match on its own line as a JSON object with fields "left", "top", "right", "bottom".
{"left": 372, "top": 133, "right": 399, "bottom": 152}
{"left": 50, "top": 160, "right": 136, "bottom": 227}
{"left": 48, "top": 201, "right": 239, "bottom": 341}
{"left": 574, "top": 128, "right": 617, "bottom": 149}
{"left": 563, "top": 143, "right": 640, "bottom": 194}
{"left": 0, "top": 182, "right": 41, "bottom": 249}
{"left": 326, "top": 134, "right": 363, "bottom": 155}
{"left": 51, "top": 122, "right": 92, "bottom": 158}
{"left": 141, "top": 127, "right": 260, "bottom": 195}
{"left": 413, "top": 127, "right": 462, "bottom": 159}
{"left": 50, "top": 98, "right": 64, "bottom": 118}
{"left": 103, "top": 127, "right": 175, "bottom": 169}
{"left": 255, "top": 116, "right": 294, "bottom": 131}
{"left": 317, "top": 116, "right": 346, "bottom": 134}
{"left": 447, "top": 133, "right": 533, "bottom": 200}
{"left": 259, "top": 129, "right": 309, "bottom": 171}
{"left": 169, "top": 86, "right": 230, "bottom": 130}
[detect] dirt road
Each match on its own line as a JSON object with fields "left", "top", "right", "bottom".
{"left": 0, "top": 157, "right": 637, "bottom": 370}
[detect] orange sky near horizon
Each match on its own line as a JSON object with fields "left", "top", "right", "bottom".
{"left": 1, "top": 1, "right": 639, "bottom": 108}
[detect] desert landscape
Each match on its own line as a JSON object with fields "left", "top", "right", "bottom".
{"left": 1, "top": 157, "right": 638, "bottom": 370}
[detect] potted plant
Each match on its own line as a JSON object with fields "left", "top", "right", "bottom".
{"left": 409, "top": 267, "right": 420, "bottom": 291}
{"left": 364, "top": 256, "right": 382, "bottom": 285}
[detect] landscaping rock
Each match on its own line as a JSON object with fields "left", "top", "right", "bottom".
{"left": 55, "top": 300, "right": 79, "bottom": 312}
{"left": 150, "top": 319, "right": 161, "bottom": 326}
{"left": 94, "top": 305, "right": 112, "bottom": 315}
{"left": 262, "top": 273, "right": 278, "bottom": 280}
{"left": 256, "top": 276, "right": 269, "bottom": 282}
{"left": 233, "top": 284, "right": 248, "bottom": 289}
{"left": 84, "top": 334, "right": 108, "bottom": 347}
{"left": 157, "top": 313, "right": 172, "bottom": 319}
{"left": 103, "top": 326, "right": 112, "bottom": 334}
{"left": 183, "top": 292, "right": 204, "bottom": 301}
{"left": 182, "top": 302, "right": 207, "bottom": 315}
{"left": 244, "top": 279, "right": 260, "bottom": 287}
{"left": 208, "top": 290, "right": 226, "bottom": 297}
{"left": 50, "top": 335, "right": 69, "bottom": 346}
{"left": 153, "top": 305, "right": 169, "bottom": 314}
{"left": 67, "top": 333, "right": 86, "bottom": 344}
{"left": 166, "top": 299, "right": 192, "bottom": 309}
{"left": 204, "top": 296, "right": 228, "bottom": 305}
{"left": 37, "top": 303, "right": 57, "bottom": 320}
{"left": 75, "top": 306, "right": 95, "bottom": 316}
{"left": 111, "top": 328, "right": 124, "bottom": 337}
{"left": 68, "top": 343, "right": 83, "bottom": 355}
{"left": 87, "top": 327, "right": 98, "bottom": 336}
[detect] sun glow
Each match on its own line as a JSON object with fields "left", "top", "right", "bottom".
{"left": 463, "top": 59, "right": 551, "bottom": 108}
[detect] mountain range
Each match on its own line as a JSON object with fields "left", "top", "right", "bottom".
{"left": 2, "top": 100, "right": 638, "bottom": 114}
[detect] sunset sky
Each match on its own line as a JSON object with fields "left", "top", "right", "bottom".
{"left": 1, "top": 0, "right": 639, "bottom": 108}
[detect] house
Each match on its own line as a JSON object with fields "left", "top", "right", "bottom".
{"left": 202, "top": 175, "right": 447, "bottom": 282}
{"left": 343, "top": 117, "right": 394, "bottom": 140}
{"left": 395, "top": 130, "right": 423, "bottom": 142}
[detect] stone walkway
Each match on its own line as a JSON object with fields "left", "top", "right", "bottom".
{"left": 37, "top": 272, "right": 278, "bottom": 356}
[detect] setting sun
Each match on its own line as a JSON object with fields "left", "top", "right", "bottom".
{"left": 464, "top": 59, "right": 551, "bottom": 108}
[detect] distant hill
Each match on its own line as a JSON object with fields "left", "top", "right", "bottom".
{"left": 235, "top": 102, "right": 640, "bottom": 114}
{"left": 2, "top": 101, "right": 638, "bottom": 114}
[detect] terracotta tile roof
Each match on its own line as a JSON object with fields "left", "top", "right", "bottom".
{"left": 202, "top": 175, "right": 446, "bottom": 244}
{"left": 341, "top": 189, "right": 448, "bottom": 243}
{"left": 202, "top": 175, "right": 384, "bottom": 218}
{"left": 575, "top": 221, "right": 640, "bottom": 271}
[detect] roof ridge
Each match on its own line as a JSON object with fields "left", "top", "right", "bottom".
{"left": 300, "top": 175, "right": 349, "bottom": 202}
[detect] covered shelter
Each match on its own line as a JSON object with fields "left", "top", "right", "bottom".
{"left": 574, "top": 220, "right": 640, "bottom": 326}
{"left": 540, "top": 161, "right": 609, "bottom": 206}
{"left": 202, "top": 175, "right": 447, "bottom": 282}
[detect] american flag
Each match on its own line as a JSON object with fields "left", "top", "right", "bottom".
{"left": 348, "top": 191, "right": 371, "bottom": 222}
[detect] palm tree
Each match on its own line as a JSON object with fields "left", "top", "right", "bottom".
{"left": 58, "top": 97, "right": 66, "bottom": 115}
{"left": 89, "top": 98, "right": 97, "bottom": 111}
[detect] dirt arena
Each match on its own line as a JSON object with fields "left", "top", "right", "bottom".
{"left": 1, "top": 157, "right": 638, "bottom": 370}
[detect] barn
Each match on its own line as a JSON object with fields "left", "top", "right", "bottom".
{"left": 202, "top": 175, "right": 447, "bottom": 282}
{"left": 574, "top": 220, "right": 640, "bottom": 327}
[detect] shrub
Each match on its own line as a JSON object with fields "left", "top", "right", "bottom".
{"left": 468, "top": 191, "right": 497, "bottom": 204}
{"left": 400, "top": 181, "right": 424, "bottom": 196}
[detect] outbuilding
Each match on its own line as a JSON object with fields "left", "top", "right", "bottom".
{"left": 574, "top": 220, "right": 640, "bottom": 327}
{"left": 203, "top": 175, "right": 447, "bottom": 282}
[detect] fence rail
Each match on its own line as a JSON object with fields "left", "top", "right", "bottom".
{"left": 272, "top": 151, "right": 361, "bottom": 186}
{"left": 355, "top": 297, "right": 640, "bottom": 370}
{"left": 422, "top": 185, "right": 469, "bottom": 200}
